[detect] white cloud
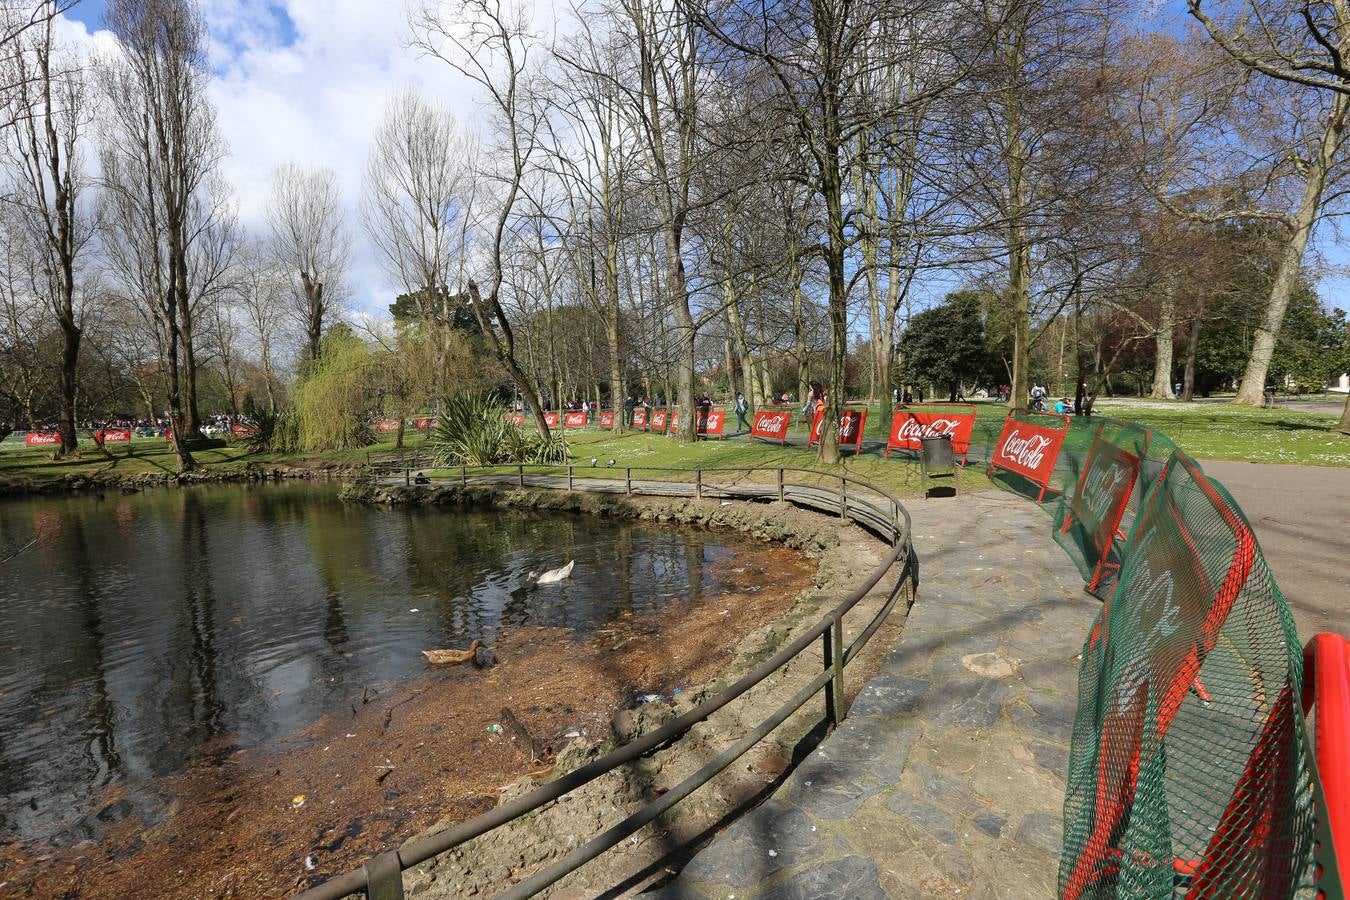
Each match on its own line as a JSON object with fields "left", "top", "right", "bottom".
{"left": 59, "top": 0, "right": 502, "bottom": 318}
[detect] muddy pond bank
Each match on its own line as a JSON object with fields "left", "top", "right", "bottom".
{"left": 0, "top": 485, "right": 897, "bottom": 898}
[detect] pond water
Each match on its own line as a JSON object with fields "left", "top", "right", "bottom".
{"left": 0, "top": 483, "right": 760, "bottom": 847}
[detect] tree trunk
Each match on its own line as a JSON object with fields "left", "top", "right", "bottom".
{"left": 1182, "top": 299, "right": 1204, "bottom": 402}
{"left": 57, "top": 316, "right": 80, "bottom": 454}
{"left": 818, "top": 144, "right": 847, "bottom": 465}
{"left": 301, "top": 272, "right": 324, "bottom": 362}
{"left": 1235, "top": 92, "right": 1348, "bottom": 405}
{"left": 1149, "top": 284, "right": 1175, "bottom": 400}
{"left": 1337, "top": 391, "right": 1350, "bottom": 435}
{"left": 466, "top": 280, "right": 551, "bottom": 439}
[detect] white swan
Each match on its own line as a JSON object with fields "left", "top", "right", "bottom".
{"left": 533, "top": 560, "right": 575, "bottom": 584}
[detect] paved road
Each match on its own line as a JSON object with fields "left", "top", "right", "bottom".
{"left": 655, "top": 493, "right": 1097, "bottom": 899}
{"left": 1199, "top": 459, "right": 1350, "bottom": 642}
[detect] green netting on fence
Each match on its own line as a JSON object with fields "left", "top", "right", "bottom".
{"left": 1057, "top": 450, "right": 1314, "bottom": 898}
{"left": 1048, "top": 418, "right": 1175, "bottom": 598}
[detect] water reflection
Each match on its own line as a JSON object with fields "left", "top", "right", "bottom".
{"left": 0, "top": 483, "right": 735, "bottom": 845}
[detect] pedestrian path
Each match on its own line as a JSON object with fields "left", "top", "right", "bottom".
{"left": 654, "top": 492, "right": 1098, "bottom": 899}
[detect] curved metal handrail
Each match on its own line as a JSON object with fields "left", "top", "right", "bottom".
{"left": 296, "top": 465, "right": 914, "bottom": 900}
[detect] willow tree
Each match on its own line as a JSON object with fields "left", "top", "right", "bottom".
{"left": 293, "top": 328, "right": 378, "bottom": 452}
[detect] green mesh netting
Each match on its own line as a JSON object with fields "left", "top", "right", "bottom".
{"left": 1057, "top": 450, "right": 1314, "bottom": 899}
{"left": 1049, "top": 418, "right": 1172, "bottom": 598}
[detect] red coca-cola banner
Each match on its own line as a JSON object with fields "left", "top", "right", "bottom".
{"left": 884, "top": 405, "right": 977, "bottom": 461}
{"left": 809, "top": 407, "right": 867, "bottom": 452}
{"left": 650, "top": 409, "right": 668, "bottom": 432}
{"left": 668, "top": 411, "right": 681, "bottom": 433}
{"left": 96, "top": 428, "right": 132, "bottom": 444}
{"left": 508, "top": 413, "right": 526, "bottom": 427}
{"left": 413, "top": 416, "right": 438, "bottom": 431}
{"left": 26, "top": 431, "right": 60, "bottom": 446}
{"left": 632, "top": 408, "right": 648, "bottom": 429}
{"left": 231, "top": 424, "right": 258, "bottom": 437}
{"left": 375, "top": 419, "right": 401, "bottom": 433}
{"left": 599, "top": 410, "right": 615, "bottom": 428}
{"left": 164, "top": 428, "right": 174, "bottom": 442}
{"left": 749, "top": 409, "right": 792, "bottom": 445}
{"left": 564, "top": 411, "right": 587, "bottom": 428}
{"left": 697, "top": 409, "right": 725, "bottom": 438}
{"left": 988, "top": 413, "right": 1069, "bottom": 501}
{"left": 543, "top": 411, "right": 560, "bottom": 428}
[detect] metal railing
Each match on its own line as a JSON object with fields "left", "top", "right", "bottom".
{"left": 298, "top": 465, "right": 915, "bottom": 900}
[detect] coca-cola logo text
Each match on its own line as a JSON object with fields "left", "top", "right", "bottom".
{"left": 754, "top": 413, "right": 788, "bottom": 435}
{"left": 1082, "top": 461, "right": 1128, "bottom": 519}
{"left": 998, "top": 429, "right": 1053, "bottom": 470}
{"left": 895, "top": 417, "right": 959, "bottom": 441}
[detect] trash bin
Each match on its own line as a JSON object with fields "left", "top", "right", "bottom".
{"left": 920, "top": 434, "right": 957, "bottom": 497}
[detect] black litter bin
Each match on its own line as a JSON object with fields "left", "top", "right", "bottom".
{"left": 920, "top": 434, "right": 957, "bottom": 497}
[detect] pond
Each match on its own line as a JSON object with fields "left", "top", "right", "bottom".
{"left": 0, "top": 483, "right": 791, "bottom": 852}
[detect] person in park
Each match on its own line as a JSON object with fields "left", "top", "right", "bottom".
{"left": 734, "top": 393, "right": 750, "bottom": 431}
{"left": 1055, "top": 397, "right": 1073, "bottom": 415}
{"left": 1030, "top": 381, "right": 1048, "bottom": 411}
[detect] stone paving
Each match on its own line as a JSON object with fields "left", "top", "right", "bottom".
{"left": 653, "top": 491, "right": 1100, "bottom": 899}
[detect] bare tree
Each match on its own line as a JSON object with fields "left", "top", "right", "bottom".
{"left": 408, "top": 0, "right": 553, "bottom": 437}
{"left": 97, "top": 0, "right": 222, "bottom": 472}
{"left": 265, "top": 162, "right": 348, "bottom": 364}
{"left": 361, "top": 87, "right": 474, "bottom": 400}
{"left": 1190, "top": 0, "right": 1350, "bottom": 422}
{"left": 2, "top": 5, "right": 91, "bottom": 454}
{"left": 233, "top": 239, "right": 287, "bottom": 411}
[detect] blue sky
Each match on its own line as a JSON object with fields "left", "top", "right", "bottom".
{"left": 56, "top": 0, "right": 1350, "bottom": 318}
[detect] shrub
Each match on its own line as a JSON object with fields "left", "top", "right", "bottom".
{"left": 429, "top": 395, "right": 567, "bottom": 466}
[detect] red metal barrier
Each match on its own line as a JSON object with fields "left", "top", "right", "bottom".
{"left": 632, "top": 408, "right": 648, "bottom": 430}
{"left": 542, "top": 411, "right": 560, "bottom": 428}
{"left": 413, "top": 416, "right": 438, "bottom": 431}
{"left": 375, "top": 419, "right": 401, "bottom": 433}
{"left": 1304, "top": 632, "right": 1350, "bottom": 875}
{"left": 808, "top": 407, "right": 866, "bottom": 453}
{"left": 884, "top": 404, "right": 976, "bottom": 461}
{"left": 749, "top": 409, "right": 791, "bottom": 445}
{"left": 599, "top": 410, "right": 615, "bottom": 428}
{"left": 650, "top": 409, "right": 667, "bottom": 432}
{"left": 563, "top": 411, "right": 587, "bottom": 428}
{"left": 697, "top": 408, "right": 725, "bottom": 438}
{"left": 987, "top": 410, "right": 1070, "bottom": 502}
{"left": 25, "top": 432, "right": 60, "bottom": 446}
{"left": 95, "top": 428, "right": 132, "bottom": 443}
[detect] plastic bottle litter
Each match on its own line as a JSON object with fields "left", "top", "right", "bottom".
{"left": 486, "top": 723, "right": 504, "bottom": 735}
{"left": 638, "top": 693, "right": 663, "bottom": 704}
{"left": 291, "top": 795, "right": 306, "bottom": 809}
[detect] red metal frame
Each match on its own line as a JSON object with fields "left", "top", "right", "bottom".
{"left": 1060, "top": 423, "right": 1147, "bottom": 593}
{"left": 883, "top": 402, "right": 977, "bottom": 462}
{"left": 1304, "top": 632, "right": 1350, "bottom": 873}
{"left": 985, "top": 410, "right": 1070, "bottom": 502}
{"left": 748, "top": 408, "right": 792, "bottom": 446}
{"left": 807, "top": 406, "right": 867, "bottom": 453}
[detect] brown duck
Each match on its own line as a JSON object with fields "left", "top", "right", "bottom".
{"left": 422, "top": 640, "right": 482, "bottom": 666}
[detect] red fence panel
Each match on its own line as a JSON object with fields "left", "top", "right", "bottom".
{"left": 96, "top": 428, "right": 132, "bottom": 443}
{"left": 808, "top": 407, "right": 867, "bottom": 452}
{"left": 564, "top": 411, "right": 587, "bottom": 428}
{"left": 542, "top": 411, "right": 560, "bottom": 428}
{"left": 884, "top": 404, "right": 977, "bottom": 460}
{"left": 650, "top": 409, "right": 667, "bottom": 432}
{"left": 987, "top": 411, "right": 1069, "bottom": 501}
{"left": 25, "top": 431, "right": 60, "bottom": 446}
{"left": 1304, "top": 632, "right": 1350, "bottom": 885}
{"left": 508, "top": 413, "right": 525, "bottom": 427}
{"left": 749, "top": 409, "right": 791, "bottom": 445}
{"left": 231, "top": 424, "right": 258, "bottom": 437}
{"left": 632, "top": 408, "right": 648, "bottom": 430}
{"left": 599, "top": 410, "right": 615, "bottom": 428}
{"left": 413, "top": 416, "right": 438, "bottom": 431}
{"left": 375, "top": 419, "right": 401, "bottom": 433}
{"left": 1058, "top": 424, "right": 1143, "bottom": 594}
{"left": 698, "top": 408, "right": 725, "bottom": 438}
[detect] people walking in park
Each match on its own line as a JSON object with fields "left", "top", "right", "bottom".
{"left": 734, "top": 393, "right": 750, "bottom": 431}
{"left": 1030, "top": 381, "right": 1047, "bottom": 411}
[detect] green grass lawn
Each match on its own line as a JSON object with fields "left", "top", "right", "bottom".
{"left": 2, "top": 397, "right": 1345, "bottom": 492}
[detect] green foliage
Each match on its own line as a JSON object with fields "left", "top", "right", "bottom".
{"left": 294, "top": 329, "right": 378, "bottom": 452}
{"left": 428, "top": 394, "right": 568, "bottom": 466}
{"left": 898, "top": 290, "right": 1001, "bottom": 398}
{"left": 242, "top": 396, "right": 299, "bottom": 454}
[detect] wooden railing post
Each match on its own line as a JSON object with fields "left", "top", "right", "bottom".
{"left": 840, "top": 480, "right": 848, "bottom": 519}
{"left": 518, "top": 464, "right": 524, "bottom": 487}
{"left": 625, "top": 468, "right": 632, "bottom": 495}
{"left": 695, "top": 469, "right": 702, "bottom": 499}
{"left": 567, "top": 465, "right": 574, "bottom": 490}
{"left": 777, "top": 468, "right": 785, "bottom": 502}
{"left": 832, "top": 613, "right": 848, "bottom": 721}
{"left": 461, "top": 466, "right": 467, "bottom": 487}
{"left": 822, "top": 625, "right": 837, "bottom": 727}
